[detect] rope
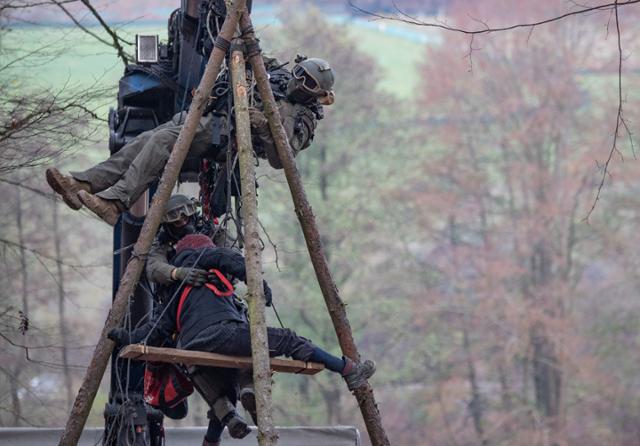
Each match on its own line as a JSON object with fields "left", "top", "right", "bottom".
{"left": 271, "top": 302, "right": 285, "bottom": 329}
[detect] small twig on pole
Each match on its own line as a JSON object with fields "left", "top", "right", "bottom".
{"left": 56, "top": 2, "right": 245, "bottom": 445}
{"left": 231, "top": 40, "right": 279, "bottom": 446}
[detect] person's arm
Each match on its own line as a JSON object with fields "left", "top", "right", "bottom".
{"left": 280, "top": 102, "right": 316, "bottom": 155}
{"left": 197, "top": 248, "right": 273, "bottom": 306}
{"left": 249, "top": 107, "right": 283, "bottom": 169}
{"left": 109, "top": 295, "right": 179, "bottom": 347}
{"left": 250, "top": 102, "right": 317, "bottom": 170}
{"left": 146, "top": 238, "right": 175, "bottom": 286}
{"left": 197, "top": 247, "right": 247, "bottom": 282}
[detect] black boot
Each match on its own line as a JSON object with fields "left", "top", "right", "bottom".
{"left": 239, "top": 386, "right": 258, "bottom": 425}
{"left": 213, "top": 398, "right": 251, "bottom": 439}
{"left": 221, "top": 411, "right": 251, "bottom": 439}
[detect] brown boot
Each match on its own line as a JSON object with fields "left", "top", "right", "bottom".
{"left": 77, "top": 190, "right": 124, "bottom": 226}
{"left": 45, "top": 168, "right": 91, "bottom": 210}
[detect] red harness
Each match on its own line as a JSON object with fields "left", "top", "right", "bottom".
{"left": 175, "top": 269, "right": 234, "bottom": 332}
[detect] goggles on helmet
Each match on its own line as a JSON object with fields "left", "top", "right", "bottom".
{"left": 163, "top": 201, "right": 197, "bottom": 223}
{"left": 293, "top": 64, "right": 324, "bottom": 95}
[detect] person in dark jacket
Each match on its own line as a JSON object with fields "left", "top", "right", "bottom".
{"left": 45, "top": 56, "right": 334, "bottom": 226}
{"left": 145, "top": 194, "right": 258, "bottom": 434}
{"left": 109, "top": 234, "right": 375, "bottom": 446}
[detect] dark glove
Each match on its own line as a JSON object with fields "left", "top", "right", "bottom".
{"left": 263, "top": 280, "right": 272, "bottom": 307}
{"left": 249, "top": 107, "right": 268, "bottom": 132}
{"left": 107, "top": 328, "right": 130, "bottom": 346}
{"left": 173, "top": 267, "right": 209, "bottom": 286}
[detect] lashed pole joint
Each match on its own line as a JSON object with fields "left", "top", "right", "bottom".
{"left": 239, "top": 12, "right": 390, "bottom": 446}
{"left": 57, "top": 2, "right": 246, "bottom": 445}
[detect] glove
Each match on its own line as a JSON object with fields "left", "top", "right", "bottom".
{"left": 107, "top": 327, "right": 130, "bottom": 346}
{"left": 249, "top": 107, "right": 268, "bottom": 132}
{"left": 263, "top": 280, "right": 272, "bottom": 307}
{"left": 173, "top": 267, "right": 209, "bottom": 286}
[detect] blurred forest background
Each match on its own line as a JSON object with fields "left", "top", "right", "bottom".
{"left": 1, "top": 0, "right": 640, "bottom": 445}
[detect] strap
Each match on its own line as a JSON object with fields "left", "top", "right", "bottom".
{"left": 214, "top": 36, "right": 231, "bottom": 53}
{"left": 175, "top": 270, "right": 234, "bottom": 331}
{"left": 205, "top": 269, "right": 234, "bottom": 296}
{"left": 176, "top": 285, "right": 193, "bottom": 332}
{"left": 245, "top": 39, "right": 262, "bottom": 59}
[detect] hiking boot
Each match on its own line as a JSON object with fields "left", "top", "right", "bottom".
{"left": 77, "top": 190, "right": 124, "bottom": 226}
{"left": 239, "top": 387, "right": 258, "bottom": 425}
{"left": 342, "top": 358, "right": 376, "bottom": 392}
{"left": 222, "top": 411, "right": 251, "bottom": 439}
{"left": 45, "top": 168, "right": 91, "bottom": 210}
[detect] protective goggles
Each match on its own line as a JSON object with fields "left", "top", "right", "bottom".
{"left": 164, "top": 202, "right": 197, "bottom": 223}
{"left": 293, "top": 64, "right": 325, "bottom": 95}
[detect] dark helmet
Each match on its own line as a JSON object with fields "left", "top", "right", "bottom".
{"left": 163, "top": 194, "right": 197, "bottom": 224}
{"left": 287, "top": 56, "right": 335, "bottom": 104}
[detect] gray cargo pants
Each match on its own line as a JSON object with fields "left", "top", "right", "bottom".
{"left": 71, "top": 112, "right": 214, "bottom": 208}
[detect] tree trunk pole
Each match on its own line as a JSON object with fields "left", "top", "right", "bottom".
{"left": 240, "top": 14, "right": 390, "bottom": 446}
{"left": 230, "top": 42, "right": 278, "bottom": 446}
{"left": 57, "top": 3, "right": 245, "bottom": 445}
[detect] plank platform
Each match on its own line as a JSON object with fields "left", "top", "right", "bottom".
{"left": 119, "top": 344, "right": 325, "bottom": 375}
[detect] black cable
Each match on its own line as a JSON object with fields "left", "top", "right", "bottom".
{"left": 271, "top": 301, "right": 285, "bottom": 329}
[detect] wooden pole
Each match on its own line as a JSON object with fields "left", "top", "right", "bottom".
{"left": 230, "top": 42, "right": 278, "bottom": 446}
{"left": 240, "top": 14, "right": 391, "bottom": 446}
{"left": 57, "top": 3, "right": 245, "bottom": 444}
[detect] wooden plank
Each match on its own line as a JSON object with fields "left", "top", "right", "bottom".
{"left": 119, "top": 344, "right": 325, "bottom": 375}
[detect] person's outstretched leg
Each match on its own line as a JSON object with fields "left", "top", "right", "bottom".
{"left": 95, "top": 126, "right": 180, "bottom": 209}
{"left": 308, "top": 346, "right": 376, "bottom": 392}
{"left": 79, "top": 112, "right": 213, "bottom": 224}
{"left": 215, "top": 323, "right": 376, "bottom": 392}
{"left": 71, "top": 130, "right": 155, "bottom": 193}
{"left": 46, "top": 127, "right": 156, "bottom": 210}
{"left": 76, "top": 125, "right": 179, "bottom": 225}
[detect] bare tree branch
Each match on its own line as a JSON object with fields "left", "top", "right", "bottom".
{"left": 584, "top": 0, "right": 629, "bottom": 220}
{"left": 0, "top": 0, "right": 77, "bottom": 12}
{"left": 78, "top": 0, "right": 132, "bottom": 65}
{"left": 0, "top": 237, "right": 109, "bottom": 269}
{"left": 49, "top": 0, "right": 115, "bottom": 49}
{"left": 350, "top": 0, "right": 640, "bottom": 34}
